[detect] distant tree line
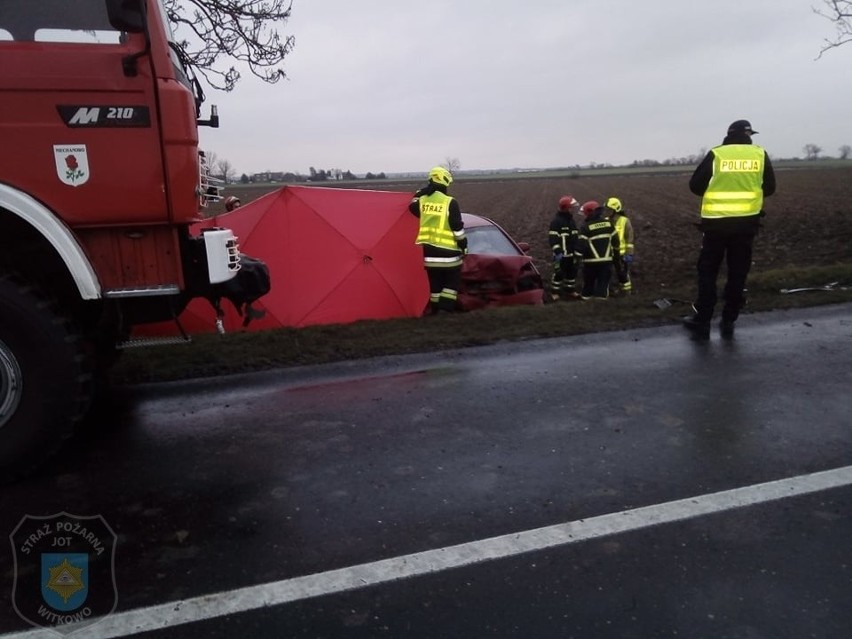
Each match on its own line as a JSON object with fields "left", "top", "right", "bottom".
{"left": 804, "top": 143, "right": 852, "bottom": 160}
{"left": 626, "top": 143, "right": 852, "bottom": 167}
{"left": 628, "top": 151, "right": 707, "bottom": 169}
{"left": 232, "top": 168, "right": 389, "bottom": 184}
{"left": 217, "top": 144, "right": 850, "bottom": 186}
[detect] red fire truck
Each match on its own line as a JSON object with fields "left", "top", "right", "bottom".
{"left": 0, "top": 0, "right": 269, "bottom": 480}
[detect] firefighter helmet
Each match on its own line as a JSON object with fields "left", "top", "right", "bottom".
{"left": 581, "top": 200, "right": 600, "bottom": 217}
{"left": 224, "top": 196, "right": 241, "bottom": 211}
{"left": 558, "top": 195, "right": 579, "bottom": 212}
{"left": 428, "top": 166, "right": 453, "bottom": 187}
{"left": 605, "top": 197, "right": 623, "bottom": 213}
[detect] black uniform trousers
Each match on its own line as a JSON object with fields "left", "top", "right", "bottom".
{"left": 581, "top": 261, "right": 612, "bottom": 299}
{"left": 694, "top": 230, "right": 755, "bottom": 324}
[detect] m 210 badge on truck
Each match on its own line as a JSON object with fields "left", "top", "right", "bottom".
{"left": 57, "top": 105, "right": 151, "bottom": 128}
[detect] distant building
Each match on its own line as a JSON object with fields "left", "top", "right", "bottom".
{"left": 250, "top": 171, "right": 306, "bottom": 184}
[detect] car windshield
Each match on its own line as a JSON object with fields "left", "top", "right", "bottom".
{"left": 465, "top": 226, "right": 519, "bottom": 256}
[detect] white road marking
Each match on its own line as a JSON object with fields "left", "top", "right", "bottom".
{"left": 5, "top": 464, "right": 852, "bottom": 638}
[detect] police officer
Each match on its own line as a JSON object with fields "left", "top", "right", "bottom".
{"left": 683, "top": 119, "right": 776, "bottom": 339}
{"left": 548, "top": 195, "right": 580, "bottom": 300}
{"left": 408, "top": 166, "right": 467, "bottom": 314}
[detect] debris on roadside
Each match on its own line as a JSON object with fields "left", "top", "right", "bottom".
{"left": 779, "top": 281, "right": 849, "bottom": 294}
{"left": 652, "top": 298, "right": 694, "bottom": 310}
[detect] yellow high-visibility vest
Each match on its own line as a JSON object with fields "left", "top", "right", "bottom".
{"left": 701, "top": 145, "right": 765, "bottom": 219}
{"left": 416, "top": 192, "right": 458, "bottom": 250}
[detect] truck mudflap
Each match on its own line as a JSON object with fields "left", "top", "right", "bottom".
{"left": 205, "top": 254, "right": 271, "bottom": 328}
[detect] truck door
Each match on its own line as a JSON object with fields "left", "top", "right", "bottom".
{"left": 0, "top": 0, "right": 170, "bottom": 226}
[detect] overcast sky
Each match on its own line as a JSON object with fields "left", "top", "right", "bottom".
{"left": 198, "top": 0, "right": 851, "bottom": 176}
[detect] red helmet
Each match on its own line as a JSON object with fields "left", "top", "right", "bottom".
{"left": 581, "top": 200, "right": 600, "bottom": 217}
{"left": 558, "top": 195, "right": 579, "bottom": 212}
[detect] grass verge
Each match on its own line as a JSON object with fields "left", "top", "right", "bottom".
{"left": 110, "top": 263, "right": 852, "bottom": 385}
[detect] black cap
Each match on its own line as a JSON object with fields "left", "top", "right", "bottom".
{"left": 727, "top": 119, "right": 758, "bottom": 135}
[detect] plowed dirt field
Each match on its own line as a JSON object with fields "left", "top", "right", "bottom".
{"left": 222, "top": 166, "right": 852, "bottom": 298}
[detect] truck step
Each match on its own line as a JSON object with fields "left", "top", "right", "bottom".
{"left": 116, "top": 336, "right": 192, "bottom": 349}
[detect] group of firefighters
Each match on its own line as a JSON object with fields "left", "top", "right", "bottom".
{"left": 411, "top": 118, "right": 772, "bottom": 341}
{"left": 408, "top": 166, "right": 637, "bottom": 314}
{"left": 548, "top": 196, "right": 635, "bottom": 301}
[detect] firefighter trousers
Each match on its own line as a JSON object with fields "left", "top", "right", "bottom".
{"left": 551, "top": 256, "right": 578, "bottom": 294}
{"left": 613, "top": 257, "right": 632, "bottom": 292}
{"left": 581, "top": 261, "right": 612, "bottom": 299}
{"left": 425, "top": 265, "right": 462, "bottom": 313}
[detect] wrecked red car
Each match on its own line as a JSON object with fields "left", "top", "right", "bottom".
{"left": 458, "top": 213, "right": 545, "bottom": 311}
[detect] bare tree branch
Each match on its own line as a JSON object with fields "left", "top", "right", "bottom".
{"left": 814, "top": 0, "right": 852, "bottom": 58}
{"left": 164, "top": 0, "right": 295, "bottom": 91}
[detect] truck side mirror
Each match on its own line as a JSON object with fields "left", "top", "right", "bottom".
{"left": 106, "top": 0, "right": 145, "bottom": 33}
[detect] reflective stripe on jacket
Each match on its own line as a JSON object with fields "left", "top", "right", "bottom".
{"left": 701, "top": 145, "right": 765, "bottom": 219}
{"left": 416, "top": 192, "right": 460, "bottom": 250}
{"left": 578, "top": 216, "right": 619, "bottom": 263}
{"left": 423, "top": 249, "right": 463, "bottom": 268}
{"left": 548, "top": 211, "right": 578, "bottom": 255}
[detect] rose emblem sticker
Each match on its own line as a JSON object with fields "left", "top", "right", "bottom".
{"left": 53, "top": 145, "right": 90, "bottom": 187}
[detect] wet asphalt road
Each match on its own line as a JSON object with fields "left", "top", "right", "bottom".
{"left": 1, "top": 303, "right": 851, "bottom": 638}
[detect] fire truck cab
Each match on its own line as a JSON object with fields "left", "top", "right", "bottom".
{"left": 0, "top": 0, "right": 267, "bottom": 480}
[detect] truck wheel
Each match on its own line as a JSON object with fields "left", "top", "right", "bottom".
{"left": 0, "top": 275, "right": 92, "bottom": 482}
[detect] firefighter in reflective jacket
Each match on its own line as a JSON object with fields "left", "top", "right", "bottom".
{"left": 548, "top": 195, "right": 581, "bottom": 300}
{"left": 576, "top": 200, "right": 619, "bottom": 299}
{"left": 408, "top": 166, "right": 467, "bottom": 314}
{"left": 604, "top": 196, "right": 634, "bottom": 294}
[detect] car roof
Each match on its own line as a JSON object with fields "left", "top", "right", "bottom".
{"left": 461, "top": 213, "right": 494, "bottom": 228}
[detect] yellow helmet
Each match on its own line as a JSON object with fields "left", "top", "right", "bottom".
{"left": 428, "top": 166, "right": 453, "bottom": 187}
{"left": 605, "top": 197, "right": 623, "bottom": 213}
